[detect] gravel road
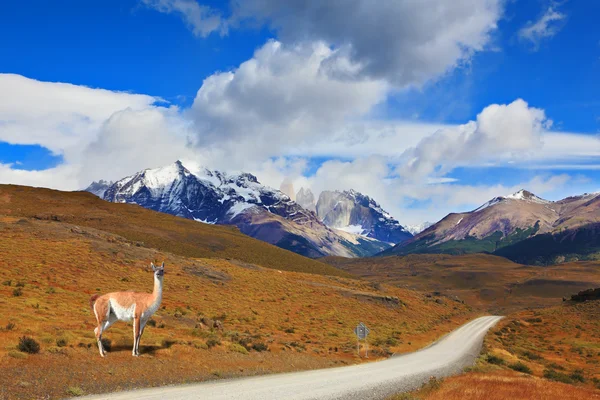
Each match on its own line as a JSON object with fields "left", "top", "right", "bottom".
{"left": 79, "top": 316, "right": 502, "bottom": 400}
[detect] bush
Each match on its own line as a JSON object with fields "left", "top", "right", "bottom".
{"left": 522, "top": 351, "right": 543, "bottom": 361}
{"left": 544, "top": 369, "right": 573, "bottom": 384}
{"left": 509, "top": 362, "right": 532, "bottom": 374}
{"left": 15, "top": 281, "right": 25, "bottom": 288}
{"left": 162, "top": 339, "right": 177, "bottom": 349}
{"left": 12, "top": 288, "right": 23, "bottom": 297}
{"left": 284, "top": 327, "right": 295, "bottom": 333}
{"left": 18, "top": 336, "right": 40, "bottom": 354}
{"left": 230, "top": 343, "right": 249, "bottom": 355}
{"left": 252, "top": 342, "right": 269, "bottom": 352}
{"left": 5, "top": 322, "right": 16, "bottom": 331}
{"left": 56, "top": 338, "right": 68, "bottom": 347}
{"left": 2, "top": 280, "right": 11, "bottom": 286}
{"left": 206, "top": 337, "right": 221, "bottom": 348}
{"left": 147, "top": 319, "right": 157, "bottom": 327}
{"left": 486, "top": 354, "right": 505, "bottom": 365}
{"left": 570, "top": 369, "right": 586, "bottom": 383}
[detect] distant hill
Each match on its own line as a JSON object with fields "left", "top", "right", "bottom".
{"left": 0, "top": 184, "right": 348, "bottom": 277}
{"left": 381, "top": 189, "right": 600, "bottom": 265}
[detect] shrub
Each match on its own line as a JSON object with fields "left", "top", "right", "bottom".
{"left": 18, "top": 336, "right": 40, "bottom": 354}
{"left": 162, "top": 339, "right": 177, "bottom": 349}
{"left": 486, "top": 354, "right": 505, "bottom": 365}
{"left": 522, "top": 351, "right": 543, "bottom": 361}
{"left": 2, "top": 280, "right": 11, "bottom": 286}
{"left": 570, "top": 369, "right": 586, "bottom": 383}
{"left": 147, "top": 319, "right": 157, "bottom": 327}
{"left": 544, "top": 369, "right": 573, "bottom": 384}
{"left": 230, "top": 343, "right": 249, "bottom": 355}
{"left": 386, "top": 337, "right": 399, "bottom": 346}
{"left": 509, "top": 362, "right": 532, "bottom": 374}
{"left": 15, "top": 281, "right": 25, "bottom": 288}
{"left": 193, "top": 341, "right": 208, "bottom": 350}
{"left": 5, "top": 322, "right": 16, "bottom": 331}
{"left": 56, "top": 338, "right": 68, "bottom": 347}
{"left": 12, "top": 288, "right": 23, "bottom": 297}
{"left": 206, "top": 338, "right": 221, "bottom": 348}
{"left": 284, "top": 327, "right": 295, "bottom": 334}
{"left": 252, "top": 342, "right": 269, "bottom": 352}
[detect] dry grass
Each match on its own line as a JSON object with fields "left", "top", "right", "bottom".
{"left": 324, "top": 254, "right": 600, "bottom": 312}
{"left": 0, "top": 215, "right": 473, "bottom": 399}
{"left": 481, "top": 301, "right": 600, "bottom": 388}
{"left": 415, "top": 371, "right": 600, "bottom": 400}
{"left": 0, "top": 184, "right": 347, "bottom": 277}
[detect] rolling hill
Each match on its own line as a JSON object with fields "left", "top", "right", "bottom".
{"left": 382, "top": 190, "right": 600, "bottom": 264}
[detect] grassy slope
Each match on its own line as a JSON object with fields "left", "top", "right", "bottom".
{"left": 0, "top": 214, "right": 474, "bottom": 399}
{"left": 389, "top": 301, "right": 600, "bottom": 400}
{"left": 323, "top": 254, "right": 600, "bottom": 313}
{"left": 0, "top": 184, "right": 347, "bottom": 277}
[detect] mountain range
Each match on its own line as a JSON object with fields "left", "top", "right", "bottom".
{"left": 383, "top": 189, "right": 600, "bottom": 265}
{"left": 87, "top": 161, "right": 412, "bottom": 258}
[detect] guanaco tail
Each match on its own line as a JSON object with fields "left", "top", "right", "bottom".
{"left": 89, "top": 262, "right": 164, "bottom": 357}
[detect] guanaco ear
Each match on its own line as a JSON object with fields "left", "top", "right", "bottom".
{"left": 161, "top": 262, "right": 165, "bottom": 269}
{"left": 151, "top": 262, "right": 156, "bottom": 271}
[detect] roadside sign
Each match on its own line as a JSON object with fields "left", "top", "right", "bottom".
{"left": 354, "top": 322, "right": 370, "bottom": 340}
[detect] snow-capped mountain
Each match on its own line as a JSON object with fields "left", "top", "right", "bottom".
{"left": 316, "top": 189, "right": 412, "bottom": 244}
{"left": 405, "top": 222, "right": 433, "bottom": 236}
{"left": 88, "top": 161, "right": 391, "bottom": 258}
{"left": 85, "top": 180, "right": 113, "bottom": 198}
{"left": 383, "top": 189, "right": 600, "bottom": 263}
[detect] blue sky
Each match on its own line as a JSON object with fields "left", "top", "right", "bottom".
{"left": 0, "top": 0, "right": 599, "bottom": 224}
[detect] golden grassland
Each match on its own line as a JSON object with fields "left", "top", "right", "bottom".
{"left": 324, "top": 254, "right": 600, "bottom": 312}
{"left": 389, "top": 371, "right": 600, "bottom": 400}
{"left": 388, "top": 301, "right": 600, "bottom": 399}
{"left": 0, "top": 216, "right": 474, "bottom": 399}
{"left": 0, "top": 184, "right": 347, "bottom": 277}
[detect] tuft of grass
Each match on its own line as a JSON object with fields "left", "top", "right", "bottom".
{"left": 229, "top": 343, "right": 249, "bottom": 355}
{"left": 66, "top": 386, "right": 84, "bottom": 397}
{"left": 5, "top": 322, "right": 16, "bottom": 331}
{"left": 56, "top": 338, "right": 68, "bottom": 347}
{"left": 17, "top": 336, "right": 40, "bottom": 354}
{"left": 12, "top": 287, "right": 23, "bottom": 297}
{"left": 8, "top": 350, "right": 27, "bottom": 359}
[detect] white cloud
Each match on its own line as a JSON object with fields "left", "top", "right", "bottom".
{"left": 187, "top": 40, "right": 389, "bottom": 166}
{"left": 398, "top": 99, "right": 549, "bottom": 180}
{"left": 0, "top": 73, "right": 158, "bottom": 161}
{"left": 519, "top": 6, "right": 566, "bottom": 49}
{"left": 227, "top": 0, "right": 503, "bottom": 86}
{"left": 141, "top": 0, "right": 224, "bottom": 37}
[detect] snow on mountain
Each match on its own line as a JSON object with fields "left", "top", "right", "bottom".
{"left": 405, "top": 222, "right": 433, "bottom": 235}
{"left": 85, "top": 180, "right": 113, "bottom": 198}
{"left": 316, "top": 189, "right": 412, "bottom": 244}
{"left": 93, "top": 161, "right": 391, "bottom": 258}
{"left": 474, "top": 189, "right": 549, "bottom": 212}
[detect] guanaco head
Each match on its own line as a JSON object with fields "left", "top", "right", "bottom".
{"left": 151, "top": 262, "right": 165, "bottom": 279}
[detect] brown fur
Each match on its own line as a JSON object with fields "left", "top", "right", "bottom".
{"left": 89, "top": 294, "right": 100, "bottom": 311}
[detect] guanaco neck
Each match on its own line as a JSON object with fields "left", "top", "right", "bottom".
{"left": 152, "top": 275, "right": 163, "bottom": 304}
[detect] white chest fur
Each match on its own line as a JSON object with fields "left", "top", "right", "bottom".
{"left": 109, "top": 299, "right": 136, "bottom": 322}
{"left": 142, "top": 296, "right": 161, "bottom": 320}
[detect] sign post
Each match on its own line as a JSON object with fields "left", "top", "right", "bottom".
{"left": 353, "top": 322, "right": 370, "bottom": 358}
